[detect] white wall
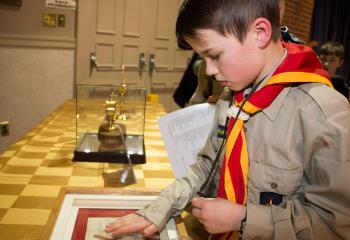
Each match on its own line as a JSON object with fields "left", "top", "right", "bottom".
{"left": 0, "top": 47, "right": 74, "bottom": 153}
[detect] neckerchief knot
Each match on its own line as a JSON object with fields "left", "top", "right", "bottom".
{"left": 227, "top": 105, "right": 250, "bottom": 121}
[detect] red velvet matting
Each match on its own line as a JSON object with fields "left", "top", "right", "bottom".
{"left": 71, "top": 208, "right": 160, "bottom": 240}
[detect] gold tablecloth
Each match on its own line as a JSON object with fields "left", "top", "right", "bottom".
{"left": 0, "top": 99, "right": 179, "bottom": 240}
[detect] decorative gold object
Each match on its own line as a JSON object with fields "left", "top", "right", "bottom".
{"left": 118, "top": 65, "right": 128, "bottom": 120}
{"left": 74, "top": 84, "right": 146, "bottom": 164}
{"left": 98, "top": 91, "right": 126, "bottom": 152}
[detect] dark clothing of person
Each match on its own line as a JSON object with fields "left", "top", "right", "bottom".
{"left": 173, "top": 53, "right": 199, "bottom": 107}
{"left": 281, "top": 26, "right": 306, "bottom": 44}
{"left": 331, "top": 75, "right": 349, "bottom": 99}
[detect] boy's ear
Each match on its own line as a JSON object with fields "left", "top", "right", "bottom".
{"left": 252, "top": 18, "right": 272, "bottom": 48}
{"left": 338, "top": 59, "right": 344, "bottom": 68}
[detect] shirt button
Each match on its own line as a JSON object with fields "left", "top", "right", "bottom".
{"left": 271, "top": 182, "right": 278, "bottom": 189}
{"left": 151, "top": 206, "right": 157, "bottom": 212}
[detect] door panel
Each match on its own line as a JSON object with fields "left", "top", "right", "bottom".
{"left": 96, "top": 0, "right": 116, "bottom": 34}
{"left": 77, "top": 0, "right": 193, "bottom": 112}
{"left": 149, "top": 0, "right": 192, "bottom": 111}
{"left": 77, "top": 0, "right": 149, "bottom": 87}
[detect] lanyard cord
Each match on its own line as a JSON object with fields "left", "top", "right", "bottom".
{"left": 197, "top": 77, "right": 266, "bottom": 197}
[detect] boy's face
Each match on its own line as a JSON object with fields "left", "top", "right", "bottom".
{"left": 186, "top": 29, "right": 264, "bottom": 92}
{"left": 319, "top": 54, "right": 343, "bottom": 78}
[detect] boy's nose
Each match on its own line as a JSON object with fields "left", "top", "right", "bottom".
{"left": 205, "top": 60, "right": 219, "bottom": 76}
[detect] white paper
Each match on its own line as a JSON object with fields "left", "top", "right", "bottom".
{"left": 158, "top": 103, "right": 216, "bottom": 178}
{"left": 46, "top": 0, "right": 76, "bottom": 10}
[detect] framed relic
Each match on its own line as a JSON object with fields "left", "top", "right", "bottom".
{"left": 42, "top": 188, "right": 189, "bottom": 240}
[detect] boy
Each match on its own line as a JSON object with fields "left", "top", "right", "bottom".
{"left": 187, "top": 0, "right": 304, "bottom": 107}
{"left": 106, "top": 0, "right": 350, "bottom": 239}
{"left": 319, "top": 41, "right": 349, "bottom": 100}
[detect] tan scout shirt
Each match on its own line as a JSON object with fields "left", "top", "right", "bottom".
{"left": 138, "top": 83, "right": 350, "bottom": 239}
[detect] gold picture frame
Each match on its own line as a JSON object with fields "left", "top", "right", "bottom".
{"left": 41, "top": 187, "right": 189, "bottom": 240}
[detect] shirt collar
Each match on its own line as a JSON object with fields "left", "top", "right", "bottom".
{"left": 259, "top": 47, "right": 289, "bottom": 121}
{"left": 261, "top": 86, "right": 291, "bottom": 121}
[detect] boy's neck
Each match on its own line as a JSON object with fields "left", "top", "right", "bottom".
{"left": 254, "top": 40, "right": 285, "bottom": 87}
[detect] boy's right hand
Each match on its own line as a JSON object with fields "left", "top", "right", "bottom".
{"left": 207, "top": 95, "right": 220, "bottom": 104}
{"left": 105, "top": 213, "right": 158, "bottom": 237}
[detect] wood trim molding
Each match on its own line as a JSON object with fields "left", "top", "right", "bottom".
{"left": 0, "top": 33, "right": 76, "bottom": 49}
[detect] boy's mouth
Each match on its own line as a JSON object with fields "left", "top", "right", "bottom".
{"left": 213, "top": 76, "right": 230, "bottom": 87}
{"left": 217, "top": 80, "right": 230, "bottom": 87}
{"left": 213, "top": 76, "right": 226, "bottom": 82}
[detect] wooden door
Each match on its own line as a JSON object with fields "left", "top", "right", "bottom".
{"left": 76, "top": 0, "right": 193, "bottom": 112}
{"left": 147, "top": 0, "right": 192, "bottom": 111}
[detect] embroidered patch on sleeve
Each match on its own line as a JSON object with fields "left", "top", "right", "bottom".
{"left": 217, "top": 124, "right": 226, "bottom": 139}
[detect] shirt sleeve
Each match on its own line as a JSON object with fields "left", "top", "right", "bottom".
{"left": 137, "top": 100, "right": 227, "bottom": 229}
{"left": 243, "top": 90, "right": 350, "bottom": 240}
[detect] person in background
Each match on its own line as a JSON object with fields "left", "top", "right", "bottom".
{"left": 106, "top": 0, "right": 350, "bottom": 239}
{"left": 319, "top": 41, "right": 349, "bottom": 100}
{"left": 172, "top": 52, "right": 200, "bottom": 108}
{"left": 187, "top": 60, "right": 224, "bottom": 106}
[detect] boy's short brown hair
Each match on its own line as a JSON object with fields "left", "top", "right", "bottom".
{"left": 176, "top": 0, "right": 281, "bottom": 50}
{"left": 319, "top": 42, "right": 345, "bottom": 60}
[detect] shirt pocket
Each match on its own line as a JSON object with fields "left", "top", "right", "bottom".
{"left": 249, "top": 162, "right": 303, "bottom": 196}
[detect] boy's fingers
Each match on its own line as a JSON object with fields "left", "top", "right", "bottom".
{"left": 191, "top": 197, "right": 204, "bottom": 208}
{"left": 105, "top": 214, "right": 143, "bottom": 233}
{"left": 192, "top": 205, "right": 201, "bottom": 218}
{"left": 192, "top": 197, "right": 218, "bottom": 219}
{"left": 109, "top": 218, "right": 151, "bottom": 235}
{"left": 105, "top": 214, "right": 131, "bottom": 230}
{"left": 192, "top": 197, "right": 213, "bottom": 208}
{"left": 143, "top": 224, "right": 159, "bottom": 236}
{"left": 207, "top": 95, "right": 220, "bottom": 104}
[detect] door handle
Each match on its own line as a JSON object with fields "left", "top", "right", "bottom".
{"left": 149, "top": 54, "right": 156, "bottom": 74}
{"left": 90, "top": 52, "right": 97, "bottom": 69}
{"left": 90, "top": 52, "right": 115, "bottom": 71}
{"left": 139, "top": 53, "right": 147, "bottom": 72}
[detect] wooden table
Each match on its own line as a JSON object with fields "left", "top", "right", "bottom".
{"left": 0, "top": 99, "right": 185, "bottom": 239}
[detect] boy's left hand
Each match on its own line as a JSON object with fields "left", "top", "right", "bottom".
{"left": 105, "top": 213, "right": 158, "bottom": 237}
{"left": 191, "top": 197, "right": 246, "bottom": 234}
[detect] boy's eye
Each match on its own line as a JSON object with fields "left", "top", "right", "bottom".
{"left": 209, "top": 54, "right": 220, "bottom": 61}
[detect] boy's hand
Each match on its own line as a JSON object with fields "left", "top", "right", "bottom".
{"left": 105, "top": 213, "right": 158, "bottom": 237}
{"left": 207, "top": 95, "right": 220, "bottom": 104}
{"left": 191, "top": 197, "right": 246, "bottom": 234}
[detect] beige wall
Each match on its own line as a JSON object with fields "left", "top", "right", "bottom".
{"left": 0, "top": 0, "right": 76, "bottom": 154}
{"left": 0, "top": 1, "right": 75, "bottom": 42}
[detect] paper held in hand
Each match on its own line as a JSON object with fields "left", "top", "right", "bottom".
{"left": 158, "top": 103, "right": 216, "bottom": 178}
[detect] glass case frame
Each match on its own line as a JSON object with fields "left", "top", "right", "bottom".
{"left": 73, "top": 84, "right": 147, "bottom": 164}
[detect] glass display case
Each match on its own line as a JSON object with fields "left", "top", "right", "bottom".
{"left": 73, "top": 84, "right": 146, "bottom": 164}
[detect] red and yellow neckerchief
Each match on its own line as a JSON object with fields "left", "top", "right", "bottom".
{"left": 215, "top": 42, "right": 331, "bottom": 240}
